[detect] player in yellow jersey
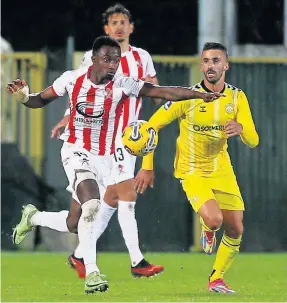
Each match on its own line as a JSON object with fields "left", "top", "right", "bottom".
{"left": 134, "top": 42, "right": 259, "bottom": 293}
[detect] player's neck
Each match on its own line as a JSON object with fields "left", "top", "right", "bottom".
{"left": 119, "top": 40, "right": 130, "bottom": 53}
{"left": 203, "top": 78, "right": 225, "bottom": 93}
{"left": 89, "top": 70, "right": 102, "bottom": 85}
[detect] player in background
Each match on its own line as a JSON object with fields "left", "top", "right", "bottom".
{"left": 134, "top": 42, "right": 259, "bottom": 293}
{"left": 9, "top": 36, "right": 221, "bottom": 293}
{"left": 48, "top": 3, "right": 163, "bottom": 278}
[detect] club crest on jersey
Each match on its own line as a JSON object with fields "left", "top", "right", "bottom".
{"left": 225, "top": 103, "right": 234, "bottom": 114}
{"left": 76, "top": 102, "right": 104, "bottom": 118}
{"left": 105, "top": 88, "right": 113, "bottom": 99}
{"left": 136, "top": 59, "right": 143, "bottom": 68}
{"left": 199, "top": 105, "right": 206, "bottom": 112}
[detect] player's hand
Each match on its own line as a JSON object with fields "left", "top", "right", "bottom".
{"left": 51, "top": 115, "right": 70, "bottom": 138}
{"left": 224, "top": 120, "right": 243, "bottom": 137}
{"left": 7, "top": 79, "right": 29, "bottom": 103}
{"left": 199, "top": 91, "right": 225, "bottom": 102}
{"left": 134, "top": 169, "right": 154, "bottom": 194}
{"left": 141, "top": 74, "right": 153, "bottom": 83}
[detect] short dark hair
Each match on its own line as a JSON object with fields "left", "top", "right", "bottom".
{"left": 92, "top": 36, "right": 121, "bottom": 55}
{"left": 202, "top": 42, "right": 228, "bottom": 59}
{"left": 102, "top": 3, "right": 133, "bottom": 25}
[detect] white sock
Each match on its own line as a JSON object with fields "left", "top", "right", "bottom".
{"left": 74, "top": 243, "right": 83, "bottom": 259}
{"left": 30, "top": 210, "right": 69, "bottom": 232}
{"left": 94, "top": 201, "right": 117, "bottom": 240}
{"left": 118, "top": 201, "right": 144, "bottom": 266}
{"left": 78, "top": 199, "right": 101, "bottom": 276}
{"left": 73, "top": 201, "right": 116, "bottom": 261}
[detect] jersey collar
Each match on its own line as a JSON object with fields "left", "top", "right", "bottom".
{"left": 200, "top": 80, "right": 226, "bottom": 94}
{"left": 121, "top": 45, "right": 132, "bottom": 56}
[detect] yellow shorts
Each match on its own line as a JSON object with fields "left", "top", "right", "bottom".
{"left": 180, "top": 175, "right": 245, "bottom": 212}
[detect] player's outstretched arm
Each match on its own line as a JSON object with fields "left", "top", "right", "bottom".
{"left": 144, "top": 75, "right": 162, "bottom": 105}
{"left": 7, "top": 79, "right": 58, "bottom": 108}
{"left": 139, "top": 82, "right": 223, "bottom": 102}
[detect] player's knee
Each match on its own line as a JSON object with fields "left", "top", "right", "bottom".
{"left": 205, "top": 213, "right": 223, "bottom": 230}
{"left": 116, "top": 179, "right": 137, "bottom": 201}
{"left": 66, "top": 215, "right": 79, "bottom": 234}
{"left": 74, "top": 170, "right": 100, "bottom": 202}
{"left": 225, "top": 222, "right": 244, "bottom": 238}
{"left": 104, "top": 185, "right": 119, "bottom": 207}
{"left": 120, "top": 189, "right": 137, "bottom": 202}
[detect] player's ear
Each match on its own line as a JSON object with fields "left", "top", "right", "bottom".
{"left": 129, "top": 22, "right": 134, "bottom": 34}
{"left": 104, "top": 25, "right": 109, "bottom": 35}
{"left": 224, "top": 62, "right": 230, "bottom": 71}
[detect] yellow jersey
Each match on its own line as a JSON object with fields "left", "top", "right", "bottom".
{"left": 142, "top": 81, "right": 259, "bottom": 180}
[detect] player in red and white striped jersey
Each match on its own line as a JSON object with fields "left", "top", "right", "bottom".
{"left": 52, "top": 4, "right": 165, "bottom": 278}
{"left": 9, "top": 35, "right": 221, "bottom": 293}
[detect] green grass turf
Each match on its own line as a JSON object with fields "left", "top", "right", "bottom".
{"left": 1, "top": 252, "right": 286, "bottom": 302}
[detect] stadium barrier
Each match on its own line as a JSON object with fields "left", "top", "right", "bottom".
{"left": 1, "top": 52, "right": 47, "bottom": 176}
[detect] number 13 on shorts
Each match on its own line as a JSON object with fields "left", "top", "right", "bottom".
{"left": 113, "top": 147, "right": 124, "bottom": 162}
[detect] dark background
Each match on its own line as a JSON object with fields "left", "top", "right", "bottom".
{"left": 2, "top": 0, "right": 284, "bottom": 54}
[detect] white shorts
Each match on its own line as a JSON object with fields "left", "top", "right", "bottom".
{"left": 61, "top": 142, "right": 116, "bottom": 202}
{"left": 112, "top": 132, "right": 137, "bottom": 184}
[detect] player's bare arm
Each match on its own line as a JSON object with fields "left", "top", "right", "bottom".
{"left": 51, "top": 114, "right": 70, "bottom": 138}
{"left": 7, "top": 79, "right": 58, "bottom": 108}
{"left": 143, "top": 75, "right": 162, "bottom": 105}
{"left": 139, "top": 82, "right": 223, "bottom": 102}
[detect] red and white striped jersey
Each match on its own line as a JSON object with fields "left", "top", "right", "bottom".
{"left": 80, "top": 45, "right": 156, "bottom": 134}
{"left": 53, "top": 67, "right": 145, "bottom": 155}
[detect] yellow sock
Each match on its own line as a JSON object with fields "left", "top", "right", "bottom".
{"left": 210, "top": 233, "right": 242, "bottom": 282}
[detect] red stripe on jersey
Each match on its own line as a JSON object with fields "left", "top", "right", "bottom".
{"left": 83, "top": 86, "right": 96, "bottom": 151}
{"left": 99, "top": 81, "right": 114, "bottom": 155}
{"left": 132, "top": 50, "right": 143, "bottom": 79}
{"left": 111, "top": 99, "right": 124, "bottom": 153}
{"left": 121, "top": 56, "right": 130, "bottom": 132}
{"left": 67, "top": 73, "right": 86, "bottom": 144}
{"left": 132, "top": 50, "right": 143, "bottom": 115}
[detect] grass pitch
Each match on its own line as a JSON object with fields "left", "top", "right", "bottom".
{"left": 1, "top": 252, "right": 286, "bottom": 302}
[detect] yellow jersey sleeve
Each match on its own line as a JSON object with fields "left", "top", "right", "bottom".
{"left": 142, "top": 101, "right": 188, "bottom": 170}
{"left": 236, "top": 91, "right": 259, "bottom": 148}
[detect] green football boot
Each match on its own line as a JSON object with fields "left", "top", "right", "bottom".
{"left": 85, "top": 272, "right": 109, "bottom": 294}
{"left": 12, "top": 204, "right": 38, "bottom": 244}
